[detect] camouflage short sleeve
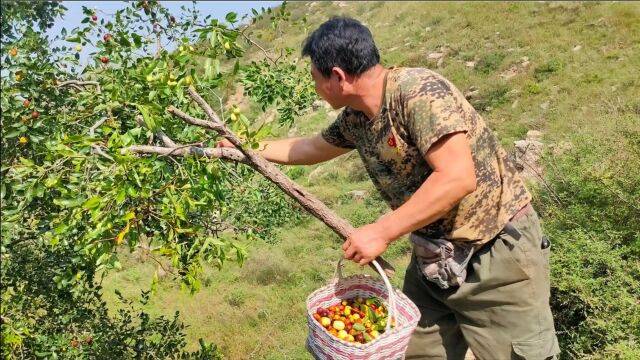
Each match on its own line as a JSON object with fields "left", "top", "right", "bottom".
{"left": 320, "top": 110, "right": 356, "bottom": 149}
{"left": 403, "top": 87, "right": 470, "bottom": 158}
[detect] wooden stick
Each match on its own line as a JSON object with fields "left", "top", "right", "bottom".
{"left": 121, "top": 145, "right": 248, "bottom": 164}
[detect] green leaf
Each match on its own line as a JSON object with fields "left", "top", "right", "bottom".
{"left": 65, "top": 34, "right": 81, "bottom": 43}
{"left": 233, "top": 59, "right": 240, "bottom": 75}
{"left": 151, "top": 271, "right": 159, "bottom": 294}
{"left": 83, "top": 196, "right": 101, "bottom": 209}
{"left": 54, "top": 224, "right": 68, "bottom": 235}
{"left": 225, "top": 12, "right": 237, "bottom": 23}
{"left": 132, "top": 33, "right": 142, "bottom": 48}
{"left": 123, "top": 211, "right": 136, "bottom": 221}
{"left": 118, "top": 35, "right": 131, "bottom": 47}
{"left": 209, "top": 30, "right": 217, "bottom": 48}
{"left": 145, "top": 59, "right": 158, "bottom": 75}
{"left": 116, "top": 187, "right": 126, "bottom": 204}
{"left": 363, "top": 332, "right": 372, "bottom": 343}
{"left": 366, "top": 305, "right": 377, "bottom": 323}
{"left": 54, "top": 197, "right": 85, "bottom": 208}
{"left": 353, "top": 323, "right": 366, "bottom": 332}
{"left": 137, "top": 104, "right": 156, "bottom": 131}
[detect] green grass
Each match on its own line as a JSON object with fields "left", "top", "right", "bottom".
{"left": 102, "top": 2, "right": 640, "bottom": 359}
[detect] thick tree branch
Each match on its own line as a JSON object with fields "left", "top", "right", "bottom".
{"left": 165, "top": 87, "right": 396, "bottom": 277}
{"left": 121, "top": 145, "right": 248, "bottom": 164}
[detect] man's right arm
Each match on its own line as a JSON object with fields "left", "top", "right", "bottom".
{"left": 217, "top": 134, "right": 352, "bottom": 165}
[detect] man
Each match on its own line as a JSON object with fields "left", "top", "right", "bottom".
{"left": 219, "top": 16, "right": 559, "bottom": 360}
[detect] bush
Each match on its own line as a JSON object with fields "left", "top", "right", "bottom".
{"left": 1, "top": 242, "right": 222, "bottom": 359}
{"left": 534, "top": 59, "right": 562, "bottom": 81}
{"left": 470, "top": 83, "right": 511, "bottom": 111}
{"left": 534, "top": 117, "right": 640, "bottom": 359}
{"left": 475, "top": 51, "right": 506, "bottom": 75}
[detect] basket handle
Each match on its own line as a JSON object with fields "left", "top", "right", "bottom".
{"left": 334, "top": 257, "right": 396, "bottom": 333}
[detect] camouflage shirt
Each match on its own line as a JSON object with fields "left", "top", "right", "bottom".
{"left": 321, "top": 67, "right": 531, "bottom": 244}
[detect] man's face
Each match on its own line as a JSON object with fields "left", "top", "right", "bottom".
{"left": 310, "top": 64, "right": 344, "bottom": 109}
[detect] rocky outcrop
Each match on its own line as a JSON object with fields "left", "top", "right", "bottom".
{"left": 513, "top": 130, "right": 544, "bottom": 183}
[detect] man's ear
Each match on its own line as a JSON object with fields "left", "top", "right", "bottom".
{"left": 331, "top": 67, "right": 347, "bottom": 85}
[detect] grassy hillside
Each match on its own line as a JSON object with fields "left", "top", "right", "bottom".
{"left": 102, "top": 2, "right": 639, "bottom": 359}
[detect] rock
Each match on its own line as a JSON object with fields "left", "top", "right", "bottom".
{"left": 500, "top": 65, "right": 519, "bottom": 80}
{"left": 465, "top": 61, "right": 476, "bottom": 68}
{"left": 513, "top": 132, "right": 544, "bottom": 183}
{"left": 427, "top": 52, "right": 444, "bottom": 60}
{"left": 540, "top": 101, "right": 550, "bottom": 110}
{"left": 425, "top": 27, "right": 432, "bottom": 32}
{"left": 347, "top": 190, "right": 367, "bottom": 202}
{"left": 573, "top": 45, "right": 582, "bottom": 51}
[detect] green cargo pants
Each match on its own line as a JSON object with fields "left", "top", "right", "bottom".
{"left": 402, "top": 207, "right": 560, "bottom": 360}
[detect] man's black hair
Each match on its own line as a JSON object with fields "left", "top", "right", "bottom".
{"left": 302, "top": 16, "right": 380, "bottom": 78}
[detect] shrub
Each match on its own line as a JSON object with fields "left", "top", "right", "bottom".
{"left": 534, "top": 117, "right": 640, "bottom": 358}
{"left": 470, "top": 83, "right": 511, "bottom": 111}
{"left": 1, "top": 242, "right": 222, "bottom": 359}
{"left": 534, "top": 59, "right": 562, "bottom": 81}
{"left": 475, "top": 51, "right": 506, "bottom": 74}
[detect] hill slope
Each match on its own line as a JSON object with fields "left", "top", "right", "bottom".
{"left": 103, "top": 2, "right": 640, "bottom": 359}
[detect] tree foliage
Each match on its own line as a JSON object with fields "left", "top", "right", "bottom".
{"left": 1, "top": 1, "right": 313, "bottom": 357}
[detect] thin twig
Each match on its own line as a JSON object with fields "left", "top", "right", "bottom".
{"left": 57, "top": 80, "right": 102, "bottom": 94}
{"left": 89, "top": 117, "right": 115, "bottom": 162}
{"left": 148, "top": 252, "right": 175, "bottom": 276}
{"left": 233, "top": 27, "right": 278, "bottom": 66}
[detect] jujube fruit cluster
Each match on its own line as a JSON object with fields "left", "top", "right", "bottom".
{"left": 313, "top": 296, "right": 394, "bottom": 344}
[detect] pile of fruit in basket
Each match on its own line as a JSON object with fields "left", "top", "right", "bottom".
{"left": 312, "top": 296, "right": 394, "bottom": 344}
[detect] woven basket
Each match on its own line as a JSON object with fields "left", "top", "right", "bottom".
{"left": 306, "top": 259, "right": 420, "bottom": 360}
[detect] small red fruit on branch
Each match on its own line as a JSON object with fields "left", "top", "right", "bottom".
{"left": 101, "top": 56, "right": 108, "bottom": 64}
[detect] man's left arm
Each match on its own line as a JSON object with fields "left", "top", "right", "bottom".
{"left": 343, "top": 131, "right": 477, "bottom": 265}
